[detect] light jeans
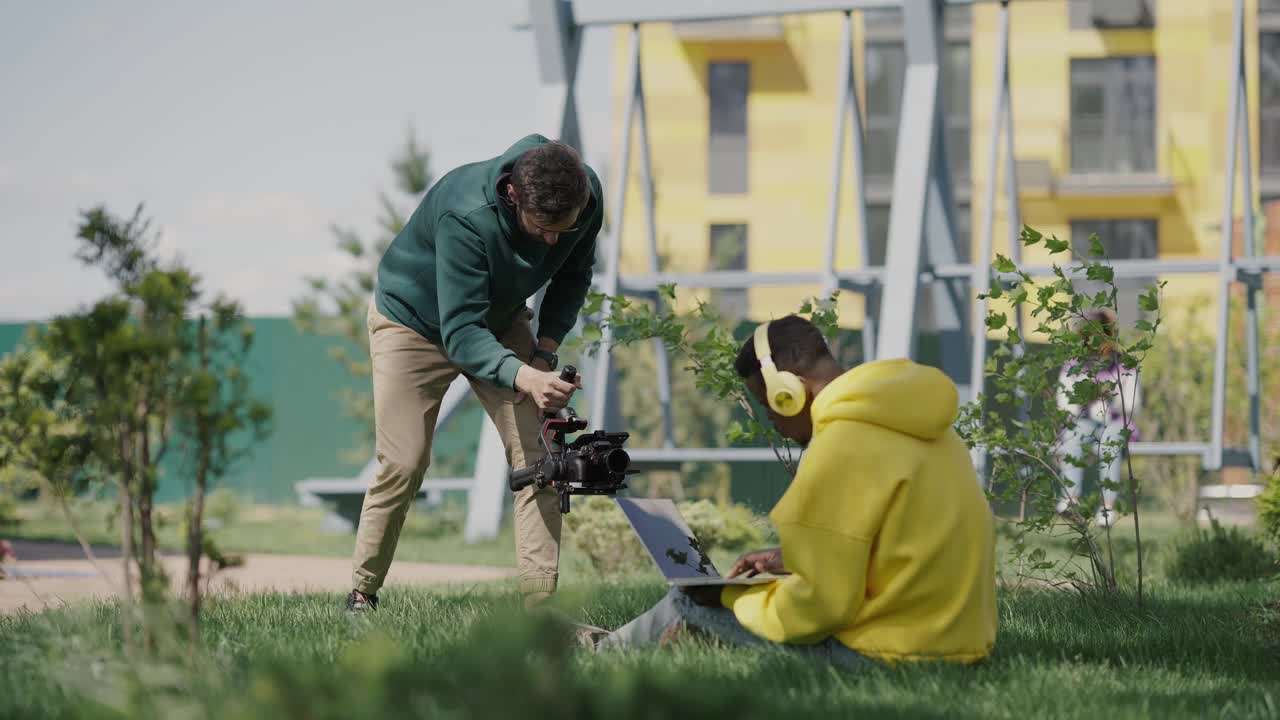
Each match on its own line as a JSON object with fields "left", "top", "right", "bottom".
{"left": 598, "top": 588, "right": 867, "bottom": 670}
{"left": 1059, "top": 415, "right": 1125, "bottom": 511}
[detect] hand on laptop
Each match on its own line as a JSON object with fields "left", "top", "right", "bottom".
{"left": 727, "top": 547, "right": 786, "bottom": 578}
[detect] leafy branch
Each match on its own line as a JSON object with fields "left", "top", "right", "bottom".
{"left": 958, "top": 224, "right": 1164, "bottom": 603}
{"left": 575, "top": 286, "right": 841, "bottom": 478}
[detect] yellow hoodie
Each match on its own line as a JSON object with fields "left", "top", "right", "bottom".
{"left": 722, "top": 359, "right": 997, "bottom": 664}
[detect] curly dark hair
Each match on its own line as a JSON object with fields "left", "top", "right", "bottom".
{"left": 510, "top": 142, "right": 591, "bottom": 223}
{"left": 734, "top": 315, "right": 834, "bottom": 383}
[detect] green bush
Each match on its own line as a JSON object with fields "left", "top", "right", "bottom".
{"left": 678, "top": 499, "right": 769, "bottom": 554}
{"left": 0, "top": 495, "right": 16, "bottom": 529}
{"left": 1163, "top": 515, "right": 1278, "bottom": 585}
{"left": 0, "top": 467, "right": 37, "bottom": 527}
{"left": 563, "top": 496, "right": 769, "bottom": 576}
{"left": 1258, "top": 467, "right": 1280, "bottom": 551}
{"left": 203, "top": 613, "right": 779, "bottom": 720}
{"left": 204, "top": 487, "right": 243, "bottom": 529}
{"left": 403, "top": 498, "right": 466, "bottom": 539}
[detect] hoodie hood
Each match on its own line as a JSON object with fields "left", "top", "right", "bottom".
{"left": 485, "top": 135, "right": 549, "bottom": 244}
{"left": 811, "top": 359, "right": 959, "bottom": 441}
{"left": 483, "top": 133, "right": 599, "bottom": 246}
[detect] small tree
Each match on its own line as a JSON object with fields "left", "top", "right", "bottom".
{"left": 0, "top": 204, "right": 271, "bottom": 652}
{"left": 955, "top": 226, "right": 1163, "bottom": 603}
{"left": 292, "top": 132, "right": 432, "bottom": 464}
{"left": 0, "top": 343, "right": 101, "bottom": 570}
{"left": 177, "top": 304, "right": 272, "bottom": 633}
{"left": 37, "top": 206, "right": 201, "bottom": 614}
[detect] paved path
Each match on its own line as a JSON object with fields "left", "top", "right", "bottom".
{"left": 1, "top": 540, "right": 515, "bottom": 614}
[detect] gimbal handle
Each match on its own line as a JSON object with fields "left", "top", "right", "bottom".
{"left": 509, "top": 366, "right": 581, "bottom": 493}
{"left": 544, "top": 365, "right": 578, "bottom": 420}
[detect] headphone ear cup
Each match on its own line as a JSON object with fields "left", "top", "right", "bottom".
{"left": 769, "top": 370, "right": 807, "bottom": 417}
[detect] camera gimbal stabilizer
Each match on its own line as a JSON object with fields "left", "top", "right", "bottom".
{"left": 507, "top": 365, "right": 635, "bottom": 513}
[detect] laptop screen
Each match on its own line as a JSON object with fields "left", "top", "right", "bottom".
{"left": 615, "top": 497, "right": 721, "bottom": 581}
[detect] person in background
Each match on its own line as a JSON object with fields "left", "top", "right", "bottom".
{"left": 1055, "top": 308, "right": 1141, "bottom": 528}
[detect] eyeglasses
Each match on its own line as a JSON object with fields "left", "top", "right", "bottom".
{"left": 518, "top": 203, "right": 580, "bottom": 235}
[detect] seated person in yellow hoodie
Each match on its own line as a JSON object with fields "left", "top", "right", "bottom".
{"left": 595, "top": 315, "right": 997, "bottom": 666}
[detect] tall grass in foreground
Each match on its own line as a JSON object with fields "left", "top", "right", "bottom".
{"left": 2, "top": 579, "right": 1277, "bottom": 720}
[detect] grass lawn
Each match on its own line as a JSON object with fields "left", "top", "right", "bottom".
{"left": 2, "top": 497, "right": 1200, "bottom": 582}
{"left": 4, "top": 498, "right": 1278, "bottom": 718}
{"left": 6, "top": 498, "right": 520, "bottom": 568}
{"left": 0, "top": 577, "right": 1277, "bottom": 719}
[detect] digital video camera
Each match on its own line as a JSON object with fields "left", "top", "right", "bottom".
{"left": 508, "top": 365, "right": 635, "bottom": 513}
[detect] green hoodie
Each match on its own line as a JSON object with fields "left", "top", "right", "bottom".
{"left": 375, "top": 134, "right": 604, "bottom": 390}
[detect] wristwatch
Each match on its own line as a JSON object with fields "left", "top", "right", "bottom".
{"left": 532, "top": 348, "right": 559, "bottom": 370}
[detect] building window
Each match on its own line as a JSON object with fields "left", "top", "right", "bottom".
{"left": 862, "top": 19, "right": 970, "bottom": 186}
{"left": 863, "top": 43, "right": 970, "bottom": 183}
{"left": 945, "top": 44, "right": 972, "bottom": 181}
{"left": 708, "top": 62, "right": 749, "bottom": 194}
{"left": 865, "top": 203, "right": 971, "bottom": 267}
{"left": 1262, "top": 32, "right": 1280, "bottom": 177}
{"left": 866, "top": 206, "right": 891, "bottom": 267}
{"left": 1070, "top": 0, "right": 1154, "bottom": 30}
{"left": 864, "top": 42, "right": 907, "bottom": 183}
{"left": 1069, "top": 56, "right": 1157, "bottom": 174}
{"left": 1071, "top": 219, "right": 1159, "bottom": 326}
{"left": 709, "top": 223, "right": 749, "bottom": 319}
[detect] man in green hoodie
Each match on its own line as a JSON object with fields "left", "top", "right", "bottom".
{"left": 347, "top": 134, "right": 605, "bottom": 612}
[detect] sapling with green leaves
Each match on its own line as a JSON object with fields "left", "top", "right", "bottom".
{"left": 0, "top": 344, "right": 105, "bottom": 579}
{"left": 176, "top": 306, "right": 272, "bottom": 632}
{"left": 955, "top": 225, "right": 1163, "bottom": 602}
{"left": 0, "top": 204, "right": 272, "bottom": 653}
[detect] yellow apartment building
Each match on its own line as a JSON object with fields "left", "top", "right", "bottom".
{"left": 608, "top": 0, "right": 1280, "bottom": 332}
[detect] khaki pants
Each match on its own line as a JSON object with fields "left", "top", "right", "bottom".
{"left": 352, "top": 298, "right": 561, "bottom": 599}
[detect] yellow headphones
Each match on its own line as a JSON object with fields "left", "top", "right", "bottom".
{"left": 753, "top": 322, "right": 806, "bottom": 417}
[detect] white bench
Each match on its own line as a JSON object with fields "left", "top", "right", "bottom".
{"left": 295, "top": 462, "right": 472, "bottom": 533}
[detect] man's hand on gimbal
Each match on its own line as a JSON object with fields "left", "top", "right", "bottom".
{"left": 514, "top": 365, "right": 580, "bottom": 412}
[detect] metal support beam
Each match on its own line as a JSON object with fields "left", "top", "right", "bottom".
{"left": 824, "top": 11, "right": 877, "bottom": 361}
{"left": 876, "top": 0, "right": 945, "bottom": 363}
{"left": 1236, "top": 4, "right": 1263, "bottom": 476}
{"left": 822, "top": 12, "right": 853, "bottom": 300}
{"left": 924, "top": 85, "right": 970, "bottom": 399}
{"left": 560, "top": 0, "right": 997, "bottom": 27}
{"left": 633, "top": 37, "right": 676, "bottom": 448}
{"left": 1210, "top": 0, "right": 1253, "bottom": 473}
{"left": 971, "top": 0, "right": 1012, "bottom": 401}
{"left": 587, "top": 23, "right": 641, "bottom": 432}
{"left": 1003, "top": 79, "right": 1022, "bottom": 266}
{"left": 970, "top": 0, "right": 1014, "bottom": 478}
{"left": 612, "top": 258, "right": 1280, "bottom": 294}
{"left": 463, "top": 418, "right": 508, "bottom": 543}
{"left": 529, "top": 0, "right": 583, "bottom": 148}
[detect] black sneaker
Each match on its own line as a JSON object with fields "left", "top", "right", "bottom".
{"left": 346, "top": 589, "right": 378, "bottom": 612}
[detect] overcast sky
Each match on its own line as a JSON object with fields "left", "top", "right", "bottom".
{"left": 0, "top": 1, "right": 613, "bottom": 321}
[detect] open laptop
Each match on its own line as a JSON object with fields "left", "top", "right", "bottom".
{"left": 615, "top": 497, "right": 783, "bottom": 587}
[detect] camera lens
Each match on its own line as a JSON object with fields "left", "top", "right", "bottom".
{"left": 603, "top": 448, "right": 630, "bottom": 474}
